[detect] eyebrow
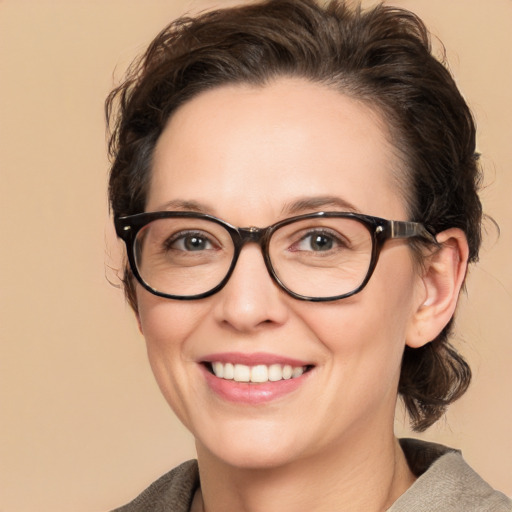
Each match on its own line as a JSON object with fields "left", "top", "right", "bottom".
{"left": 154, "top": 195, "right": 360, "bottom": 218}
{"left": 155, "top": 199, "right": 216, "bottom": 214}
{"left": 281, "top": 196, "right": 361, "bottom": 216}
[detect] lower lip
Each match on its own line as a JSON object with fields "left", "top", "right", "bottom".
{"left": 200, "top": 365, "right": 311, "bottom": 404}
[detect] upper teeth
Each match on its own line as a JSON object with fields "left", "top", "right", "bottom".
{"left": 211, "top": 362, "right": 305, "bottom": 383}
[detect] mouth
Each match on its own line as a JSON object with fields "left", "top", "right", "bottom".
{"left": 203, "top": 361, "right": 314, "bottom": 384}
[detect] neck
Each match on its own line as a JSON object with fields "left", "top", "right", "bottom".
{"left": 194, "top": 432, "right": 415, "bottom": 512}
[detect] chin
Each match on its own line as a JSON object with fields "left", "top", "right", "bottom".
{"left": 210, "top": 445, "right": 297, "bottom": 470}
{"left": 195, "top": 420, "right": 306, "bottom": 470}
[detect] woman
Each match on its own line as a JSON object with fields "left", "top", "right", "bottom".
{"left": 106, "top": 0, "right": 511, "bottom": 510}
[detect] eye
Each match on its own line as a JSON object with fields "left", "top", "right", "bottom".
{"left": 166, "top": 231, "right": 216, "bottom": 252}
{"left": 291, "top": 230, "right": 345, "bottom": 252}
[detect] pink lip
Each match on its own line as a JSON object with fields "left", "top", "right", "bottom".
{"left": 198, "top": 352, "right": 313, "bottom": 405}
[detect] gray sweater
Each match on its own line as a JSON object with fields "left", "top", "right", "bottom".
{"left": 112, "top": 439, "right": 511, "bottom": 511}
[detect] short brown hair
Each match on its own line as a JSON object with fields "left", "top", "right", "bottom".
{"left": 106, "top": 0, "right": 482, "bottom": 431}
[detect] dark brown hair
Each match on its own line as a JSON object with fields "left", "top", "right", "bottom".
{"left": 106, "top": 0, "right": 482, "bottom": 431}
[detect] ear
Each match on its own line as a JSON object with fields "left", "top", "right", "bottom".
{"left": 406, "top": 228, "right": 469, "bottom": 348}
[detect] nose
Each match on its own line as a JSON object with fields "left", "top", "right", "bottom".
{"left": 212, "top": 243, "right": 290, "bottom": 332}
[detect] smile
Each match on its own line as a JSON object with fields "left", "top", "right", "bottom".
{"left": 209, "top": 362, "right": 307, "bottom": 383}
{"left": 200, "top": 354, "right": 314, "bottom": 404}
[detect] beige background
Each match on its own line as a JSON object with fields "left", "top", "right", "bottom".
{"left": 0, "top": 1, "right": 510, "bottom": 510}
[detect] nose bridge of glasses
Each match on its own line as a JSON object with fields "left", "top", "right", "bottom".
{"left": 237, "top": 226, "right": 268, "bottom": 247}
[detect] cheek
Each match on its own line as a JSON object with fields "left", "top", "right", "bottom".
{"left": 137, "top": 289, "right": 209, "bottom": 348}
{"left": 135, "top": 290, "right": 211, "bottom": 418}
{"left": 299, "top": 252, "right": 419, "bottom": 379}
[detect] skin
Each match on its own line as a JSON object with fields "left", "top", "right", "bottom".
{"left": 135, "top": 78, "right": 468, "bottom": 512}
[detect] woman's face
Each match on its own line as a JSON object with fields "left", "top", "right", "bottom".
{"left": 137, "top": 78, "right": 426, "bottom": 469}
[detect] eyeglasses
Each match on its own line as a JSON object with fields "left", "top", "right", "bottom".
{"left": 115, "top": 211, "right": 437, "bottom": 302}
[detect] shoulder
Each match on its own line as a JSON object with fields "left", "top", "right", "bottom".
{"left": 110, "top": 459, "right": 199, "bottom": 512}
{"left": 389, "top": 439, "right": 512, "bottom": 512}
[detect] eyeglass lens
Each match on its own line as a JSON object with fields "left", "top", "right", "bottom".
{"left": 133, "top": 216, "right": 373, "bottom": 299}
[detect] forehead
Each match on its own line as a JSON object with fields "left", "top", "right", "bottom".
{"left": 149, "top": 78, "right": 406, "bottom": 222}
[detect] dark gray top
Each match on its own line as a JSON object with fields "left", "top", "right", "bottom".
{"left": 111, "top": 439, "right": 511, "bottom": 511}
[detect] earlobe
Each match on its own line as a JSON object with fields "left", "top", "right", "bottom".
{"left": 406, "top": 228, "right": 469, "bottom": 348}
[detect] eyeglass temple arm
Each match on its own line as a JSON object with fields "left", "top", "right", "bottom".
{"left": 387, "top": 220, "right": 438, "bottom": 244}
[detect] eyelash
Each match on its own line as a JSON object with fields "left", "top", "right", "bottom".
{"left": 291, "top": 228, "right": 348, "bottom": 252}
{"left": 164, "top": 230, "right": 216, "bottom": 251}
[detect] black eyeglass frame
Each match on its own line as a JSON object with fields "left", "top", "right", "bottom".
{"left": 115, "top": 211, "right": 437, "bottom": 302}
